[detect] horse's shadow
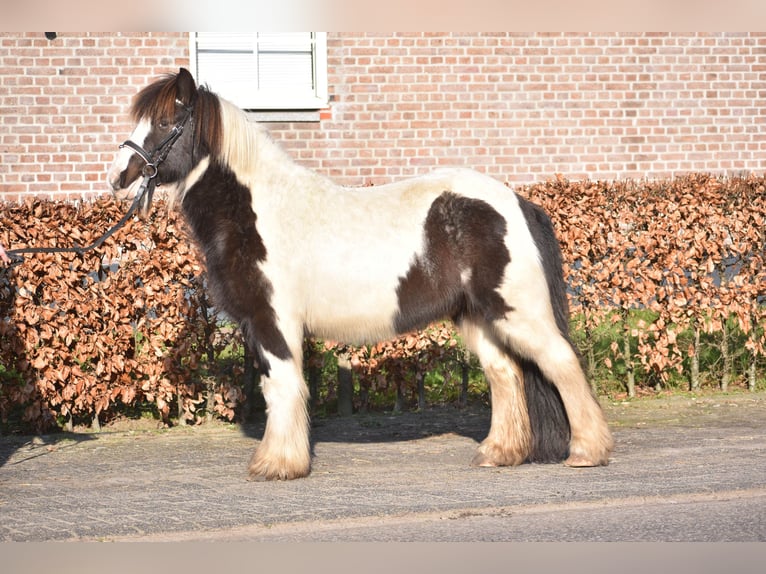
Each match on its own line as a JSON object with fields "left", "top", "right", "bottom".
{"left": 0, "top": 265, "right": 99, "bottom": 469}
{"left": 0, "top": 432, "right": 97, "bottom": 469}
{"left": 237, "top": 339, "right": 491, "bottom": 450}
{"left": 239, "top": 404, "right": 491, "bottom": 451}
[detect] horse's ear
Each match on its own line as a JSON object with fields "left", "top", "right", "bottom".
{"left": 176, "top": 68, "right": 197, "bottom": 107}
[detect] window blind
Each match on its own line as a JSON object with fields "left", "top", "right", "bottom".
{"left": 191, "top": 32, "right": 327, "bottom": 110}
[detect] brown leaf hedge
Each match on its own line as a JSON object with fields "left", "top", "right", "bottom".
{"left": 525, "top": 173, "right": 765, "bottom": 388}
{"left": 1, "top": 173, "right": 765, "bottom": 430}
{"left": 1, "top": 198, "right": 244, "bottom": 431}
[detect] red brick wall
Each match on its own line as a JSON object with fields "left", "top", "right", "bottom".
{"left": 277, "top": 32, "right": 766, "bottom": 186}
{"left": 2, "top": 32, "right": 766, "bottom": 201}
{"left": 0, "top": 32, "right": 189, "bottom": 202}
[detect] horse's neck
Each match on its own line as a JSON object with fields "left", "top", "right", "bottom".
{"left": 214, "top": 98, "right": 336, "bottom": 204}
{"left": 248, "top": 128, "right": 335, "bottom": 199}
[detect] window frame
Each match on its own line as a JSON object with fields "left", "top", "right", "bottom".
{"left": 188, "top": 32, "right": 328, "bottom": 112}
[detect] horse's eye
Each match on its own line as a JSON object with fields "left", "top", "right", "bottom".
{"left": 157, "top": 119, "right": 170, "bottom": 130}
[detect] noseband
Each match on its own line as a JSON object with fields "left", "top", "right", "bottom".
{"left": 119, "top": 99, "right": 193, "bottom": 212}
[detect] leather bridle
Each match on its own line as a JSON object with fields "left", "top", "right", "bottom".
{"left": 118, "top": 99, "right": 194, "bottom": 213}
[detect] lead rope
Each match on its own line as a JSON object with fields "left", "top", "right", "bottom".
{"left": 2, "top": 171, "right": 156, "bottom": 273}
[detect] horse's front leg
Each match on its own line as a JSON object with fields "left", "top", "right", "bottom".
{"left": 248, "top": 349, "right": 311, "bottom": 481}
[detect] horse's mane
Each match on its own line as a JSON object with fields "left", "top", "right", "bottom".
{"left": 130, "top": 72, "right": 285, "bottom": 185}
{"left": 129, "top": 73, "right": 225, "bottom": 161}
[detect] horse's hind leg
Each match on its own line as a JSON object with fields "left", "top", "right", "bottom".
{"left": 458, "top": 318, "right": 532, "bottom": 467}
{"left": 247, "top": 348, "right": 311, "bottom": 481}
{"left": 494, "top": 314, "right": 613, "bottom": 467}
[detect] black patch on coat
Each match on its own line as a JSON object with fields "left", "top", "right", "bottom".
{"left": 181, "top": 162, "right": 291, "bottom": 376}
{"left": 516, "top": 195, "right": 572, "bottom": 462}
{"left": 394, "top": 191, "right": 512, "bottom": 334}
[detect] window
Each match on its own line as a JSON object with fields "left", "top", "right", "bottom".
{"left": 189, "top": 32, "right": 328, "bottom": 111}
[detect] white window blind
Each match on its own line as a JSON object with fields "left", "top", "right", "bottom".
{"left": 190, "top": 32, "right": 328, "bottom": 110}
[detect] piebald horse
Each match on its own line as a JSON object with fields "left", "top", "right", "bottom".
{"left": 108, "top": 68, "right": 613, "bottom": 480}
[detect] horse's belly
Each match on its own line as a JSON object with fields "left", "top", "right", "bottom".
{"left": 304, "top": 272, "right": 403, "bottom": 344}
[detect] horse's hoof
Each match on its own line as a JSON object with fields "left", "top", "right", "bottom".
{"left": 471, "top": 452, "right": 499, "bottom": 467}
{"left": 564, "top": 453, "right": 610, "bottom": 467}
{"left": 248, "top": 455, "right": 311, "bottom": 481}
{"left": 564, "top": 426, "right": 613, "bottom": 467}
{"left": 471, "top": 441, "right": 527, "bottom": 468}
{"left": 247, "top": 466, "right": 309, "bottom": 481}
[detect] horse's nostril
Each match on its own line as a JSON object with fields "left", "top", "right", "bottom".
{"left": 108, "top": 172, "right": 123, "bottom": 192}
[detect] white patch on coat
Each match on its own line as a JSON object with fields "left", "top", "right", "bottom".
{"left": 166, "top": 156, "right": 211, "bottom": 209}
{"left": 249, "top": 346, "right": 311, "bottom": 479}
{"left": 256, "top": 165, "right": 531, "bottom": 345}
{"left": 107, "top": 118, "right": 152, "bottom": 193}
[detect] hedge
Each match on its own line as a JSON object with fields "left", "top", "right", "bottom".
{"left": 1, "top": 173, "right": 764, "bottom": 431}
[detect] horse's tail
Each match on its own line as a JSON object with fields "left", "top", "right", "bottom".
{"left": 517, "top": 195, "right": 574, "bottom": 462}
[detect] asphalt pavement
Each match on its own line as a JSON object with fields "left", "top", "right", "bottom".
{"left": 1, "top": 392, "right": 764, "bottom": 542}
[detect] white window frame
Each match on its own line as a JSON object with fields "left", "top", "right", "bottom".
{"left": 189, "top": 32, "right": 328, "bottom": 111}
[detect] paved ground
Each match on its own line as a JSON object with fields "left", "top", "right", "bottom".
{"left": 1, "top": 392, "right": 765, "bottom": 542}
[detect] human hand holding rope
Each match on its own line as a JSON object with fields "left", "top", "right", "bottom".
{"left": 0, "top": 240, "right": 10, "bottom": 265}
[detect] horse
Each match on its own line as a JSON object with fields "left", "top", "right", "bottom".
{"left": 108, "top": 68, "right": 613, "bottom": 481}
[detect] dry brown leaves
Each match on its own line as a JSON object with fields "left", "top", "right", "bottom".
{"left": 1, "top": 173, "right": 764, "bottom": 428}
{"left": 522, "top": 173, "right": 766, "bottom": 383}
{"left": 0, "top": 197, "right": 240, "bottom": 430}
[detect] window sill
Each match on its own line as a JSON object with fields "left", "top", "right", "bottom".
{"left": 245, "top": 110, "right": 321, "bottom": 123}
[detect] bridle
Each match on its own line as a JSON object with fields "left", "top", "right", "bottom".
{"left": 119, "top": 99, "right": 194, "bottom": 213}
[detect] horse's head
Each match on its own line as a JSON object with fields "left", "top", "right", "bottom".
{"left": 108, "top": 68, "right": 217, "bottom": 214}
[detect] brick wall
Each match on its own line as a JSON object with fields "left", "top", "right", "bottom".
{"left": 277, "top": 32, "right": 766, "bottom": 186}
{"left": 2, "top": 32, "right": 766, "bottom": 202}
{"left": 0, "top": 32, "right": 189, "bottom": 202}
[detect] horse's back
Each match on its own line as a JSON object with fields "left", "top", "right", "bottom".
{"left": 290, "top": 168, "right": 536, "bottom": 344}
